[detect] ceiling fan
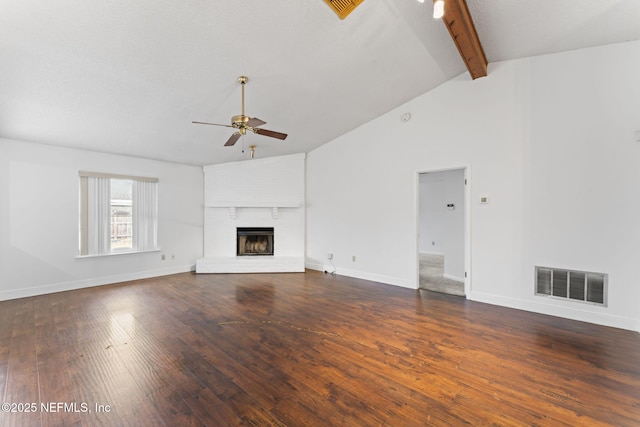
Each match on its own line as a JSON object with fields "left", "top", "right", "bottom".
{"left": 192, "top": 76, "right": 288, "bottom": 147}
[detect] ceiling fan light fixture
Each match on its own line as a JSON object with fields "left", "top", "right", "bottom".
{"left": 433, "top": 0, "right": 444, "bottom": 19}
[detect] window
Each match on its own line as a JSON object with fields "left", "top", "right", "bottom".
{"left": 111, "top": 179, "right": 133, "bottom": 251}
{"left": 79, "top": 172, "right": 158, "bottom": 256}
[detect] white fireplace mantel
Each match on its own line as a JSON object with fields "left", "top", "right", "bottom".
{"left": 205, "top": 200, "right": 301, "bottom": 208}
{"left": 207, "top": 204, "right": 301, "bottom": 220}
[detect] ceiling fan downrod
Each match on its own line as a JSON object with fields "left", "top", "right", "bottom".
{"left": 238, "top": 75, "right": 248, "bottom": 117}
{"left": 232, "top": 76, "right": 250, "bottom": 132}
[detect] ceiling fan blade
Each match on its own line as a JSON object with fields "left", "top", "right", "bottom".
{"left": 247, "top": 117, "right": 266, "bottom": 127}
{"left": 224, "top": 133, "right": 242, "bottom": 146}
{"left": 253, "top": 128, "right": 288, "bottom": 140}
{"left": 192, "top": 121, "right": 234, "bottom": 128}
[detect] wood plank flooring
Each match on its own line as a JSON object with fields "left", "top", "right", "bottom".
{"left": 0, "top": 270, "right": 639, "bottom": 426}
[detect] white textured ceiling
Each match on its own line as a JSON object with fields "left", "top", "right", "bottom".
{"left": 1, "top": 0, "right": 639, "bottom": 166}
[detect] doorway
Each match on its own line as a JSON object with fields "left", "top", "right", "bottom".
{"left": 417, "top": 168, "right": 466, "bottom": 296}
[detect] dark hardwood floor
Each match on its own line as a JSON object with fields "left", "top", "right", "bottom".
{"left": 0, "top": 270, "right": 638, "bottom": 426}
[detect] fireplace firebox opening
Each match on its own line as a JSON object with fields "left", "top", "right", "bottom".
{"left": 237, "top": 227, "right": 274, "bottom": 256}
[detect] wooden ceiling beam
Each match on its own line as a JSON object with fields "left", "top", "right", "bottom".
{"left": 439, "top": 0, "right": 487, "bottom": 79}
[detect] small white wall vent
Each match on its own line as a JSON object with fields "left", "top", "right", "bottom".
{"left": 535, "top": 266, "right": 607, "bottom": 306}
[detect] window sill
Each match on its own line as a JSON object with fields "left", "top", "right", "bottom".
{"left": 75, "top": 249, "right": 161, "bottom": 260}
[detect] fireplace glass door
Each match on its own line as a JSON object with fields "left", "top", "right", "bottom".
{"left": 237, "top": 227, "right": 274, "bottom": 256}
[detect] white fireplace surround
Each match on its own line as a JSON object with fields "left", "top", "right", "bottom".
{"left": 196, "top": 153, "right": 305, "bottom": 273}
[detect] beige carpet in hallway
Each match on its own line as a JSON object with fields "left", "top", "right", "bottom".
{"left": 419, "top": 253, "right": 465, "bottom": 296}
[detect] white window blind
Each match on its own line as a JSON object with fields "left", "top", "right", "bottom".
{"left": 79, "top": 172, "right": 159, "bottom": 256}
{"left": 87, "top": 176, "right": 111, "bottom": 255}
{"left": 132, "top": 179, "right": 158, "bottom": 252}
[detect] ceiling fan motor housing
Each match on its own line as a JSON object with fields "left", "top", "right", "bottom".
{"left": 232, "top": 115, "right": 250, "bottom": 127}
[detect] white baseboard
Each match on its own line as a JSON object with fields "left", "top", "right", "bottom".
{"left": 443, "top": 273, "right": 465, "bottom": 283}
{"left": 0, "top": 265, "right": 194, "bottom": 302}
{"left": 305, "top": 262, "right": 416, "bottom": 289}
{"left": 308, "top": 263, "right": 638, "bottom": 332}
{"left": 468, "top": 290, "right": 639, "bottom": 332}
{"left": 306, "top": 262, "right": 337, "bottom": 274}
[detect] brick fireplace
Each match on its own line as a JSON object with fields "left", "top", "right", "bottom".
{"left": 196, "top": 154, "right": 305, "bottom": 273}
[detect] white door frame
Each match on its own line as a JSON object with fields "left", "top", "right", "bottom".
{"left": 415, "top": 165, "right": 471, "bottom": 295}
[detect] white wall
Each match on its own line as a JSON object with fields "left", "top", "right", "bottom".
{"left": 418, "top": 169, "right": 465, "bottom": 280}
{"left": 0, "top": 138, "right": 203, "bottom": 300}
{"left": 306, "top": 40, "right": 640, "bottom": 331}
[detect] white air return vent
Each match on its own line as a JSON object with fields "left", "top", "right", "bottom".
{"left": 535, "top": 266, "right": 607, "bottom": 306}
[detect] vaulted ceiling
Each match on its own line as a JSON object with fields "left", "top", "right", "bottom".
{"left": 1, "top": 0, "right": 639, "bottom": 166}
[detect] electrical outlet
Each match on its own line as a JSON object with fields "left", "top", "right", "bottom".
{"left": 161, "top": 254, "right": 166, "bottom": 260}
{"left": 352, "top": 255, "right": 356, "bottom": 262}
{"left": 327, "top": 252, "right": 333, "bottom": 260}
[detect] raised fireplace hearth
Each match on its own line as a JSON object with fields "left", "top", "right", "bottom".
{"left": 237, "top": 227, "right": 274, "bottom": 256}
